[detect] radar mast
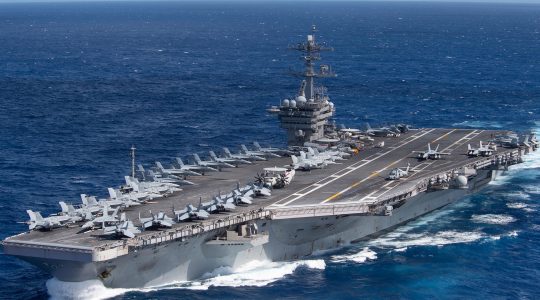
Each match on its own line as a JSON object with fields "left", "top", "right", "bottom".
{"left": 278, "top": 26, "right": 337, "bottom": 146}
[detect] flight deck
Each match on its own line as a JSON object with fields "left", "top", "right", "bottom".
{"left": 6, "top": 128, "right": 515, "bottom": 251}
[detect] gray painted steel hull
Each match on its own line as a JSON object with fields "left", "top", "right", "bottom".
{"left": 15, "top": 169, "right": 496, "bottom": 288}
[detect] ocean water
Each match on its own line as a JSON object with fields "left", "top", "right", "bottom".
{"left": 0, "top": 1, "right": 539, "bottom": 299}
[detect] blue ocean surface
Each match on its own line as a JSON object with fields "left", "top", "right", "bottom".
{"left": 0, "top": 1, "right": 539, "bottom": 299}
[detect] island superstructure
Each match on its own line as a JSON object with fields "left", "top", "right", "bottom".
{"left": 278, "top": 25, "right": 336, "bottom": 145}
{"left": 2, "top": 28, "right": 538, "bottom": 289}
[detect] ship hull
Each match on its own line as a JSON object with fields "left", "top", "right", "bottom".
{"left": 12, "top": 169, "right": 496, "bottom": 288}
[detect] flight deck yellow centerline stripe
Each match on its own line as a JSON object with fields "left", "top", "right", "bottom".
{"left": 273, "top": 129, "right": 436, "bottom": 207}
{"left": 321, "top": 158, "right": 403, "bottom": 203}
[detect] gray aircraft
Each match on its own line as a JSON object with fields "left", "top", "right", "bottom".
{"left": 102, "top": 213, "right": 141, "bottom": 238}
{"left": 223, "top": 147, "right": 264, "bottom": 161}
{"left": 155, "top": 161, "right": 202, "bottom": 177}
{"left": 291, "top": 153, "right": 327, "bottom": 170}
{"left": 173, "top": 203, "right": 210, "bottom": 221}
{"left": 146, "top": 169, "right": 195, "bottom": 186}
{"left": 58, "top": 201, "right": 93, "bottom": 222}
{"left": 365, "top": 123, "right": 400, "bottom": 137}
{"left": 387, "top": 163, "right": 411, "bottom": 180}
{"left": 193, "top": 153, "right": 234, "bottom": 169}
{"left": 201, "top": 196, "right": 237, "bottom": 213}
{"left": 413, "top": 144, "right": 450, "bottom": 160}
{"left": 25, "top": 210, "right": 71, "bottom": 231}
{"left": 139, "top": 211, "right": 175, "bottom": 229}
{"left": 209, "top": 150, "right": 250, "bottom": 166}
{"left": 241, "top": 144, "right": 277, "bottom": 158}
{"left": 81, "top": 205, "right": 120, "bottom": 230}
{"left": 468, "top": 141, "right": 496, "bottom": 157}
{"left": 175, "top": 157, "right": 218, "bottom": 173}
{"left": 253, "top": 142, "right": 292, "bottom": 156}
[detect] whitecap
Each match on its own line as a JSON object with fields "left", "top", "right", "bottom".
{"left": 451, "top": 120, "right": 504, "bottom": 129}
{"left": 331, "top": 247, "right": 377, "bottom": 263}
{"left": 176, "top": 259, "right": 325, "bottom": 290}
{"left": 471, "top": 214, "right": 516, "bottom": 225}
{"left": 507, "top": 202, "right": 536, "bottom": 212}
{"left": 368, "top": 230, "right": 486, "bottom": 249}
{"left": 47, "top": 278, "right": 131, "bottom": 300}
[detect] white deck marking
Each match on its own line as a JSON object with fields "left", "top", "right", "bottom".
{"left": 269, "top": 129, "right": 437, "bottom": 207}
{"left": 356, "top": 129, "right": 483, "bottom": 203}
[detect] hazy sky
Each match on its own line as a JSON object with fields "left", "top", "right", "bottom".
{"left": 1, "top": 0, "right": 540, "bottom": 3}
{"left": 1, "top": 0, "right": 540, "bottom": 2}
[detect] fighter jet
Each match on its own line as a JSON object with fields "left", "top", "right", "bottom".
{"left": 25, "top": 210, "right": 71, "bottom": 231}
{"left": 139, "top": 211, "right": 175, "bottom": 229}
{"left": 467, "top": 141, "right": 496, "bottom": 157}
{"left": 81, "top": 205, "right": 120, "bottom": 230}
{"left": 124, "top": 176, "right": 180, "bottom": 196}
{"left": 291, "top": 153, "right": 327, "bottom": 170}
{"left": 251, "top": 142, "right": 286, "bottom": 157}
{"left": 58, "top": 201, "right": 93, "bottom": 222}
{"left": 175, "top": 157, "right": 218, "bottom": 173}
{"left": 387, "top": 163, "right": 411, "bottom": 180}
{"left": 173, "top": 203, "right": 210, "bottom": 221}
{"left": 107, "top": 188, "right": 144, "bottom": 207}
{"left": 193, "top": 153, "right": 233, "bottom": 169}
{"left": 201, "top": 196, "right": 237, "bottom": 213}
{"left": 146, "top": 169, "right": 195, "bottom": 186}
{"left": 155, "top": 161, "right": 202, "bottom": 177}
{"left": 241, "top": 144, "right": 277, "bottom": 158}
{"left": 365, "top": 123, "right": 400, "bottom": 137}
{"left": 79, "top": 194, "right": 105, "bottom": 214}
{"left": 413, "top": 144, "right": 450, "bottom": 160}
{"left": 102, "top": 213, "right": 140, "bottom": 238}
{"left": 223, "top": 147, "right": 264, "bottom": 161}
{"left": 209, "top": 150, "right": 250, "bottom": 166}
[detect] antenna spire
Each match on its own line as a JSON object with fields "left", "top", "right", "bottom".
{"left": 130, "top": 145, "right": 136, "bottom": 178}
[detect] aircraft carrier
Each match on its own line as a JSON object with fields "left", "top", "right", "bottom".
{"left": 2, "top": 27, "right": 538, "bottom": 289}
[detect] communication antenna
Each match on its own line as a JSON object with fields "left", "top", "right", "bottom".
{"left": 130, "top": 145, "right": 136, "bottom": 178}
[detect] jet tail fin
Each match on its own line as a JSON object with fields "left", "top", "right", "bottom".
{"left": 108, "top": 187, "right": 117, "bottom": 200}
{"left": 241, "top": 144, "right": 249, "bottom": 153}
{"left": 193, "top": 154, "right": 202, "bottom": 163}
{"left": 175, "top": 157, "right": 184, "bottom": 167}
{"left": 253, "top": 142, "right": 262, "bottom": 150}
{"left": 209, "top": 151, "right": 218, "bottom": 160}
{"left": 223, "top": 147, "right": 232, "bottom": 157}
{"left": 27, "top": 210, "right": 37, "bottom": 222}
{"left": 35, "top": 211, "right": 44, "bottom": 222}
{"left": 156, "top": 161, "right": 165, "bottom": 172}
{"left": 59, "top": 201, "right": 69, "bottom": 214}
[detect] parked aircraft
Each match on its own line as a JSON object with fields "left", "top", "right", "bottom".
{"left": 102, "top": 213, "right": 140, "bottom": 238}
{"left": 26, "top": 210, "right": 71, "bottom": 231}
{"left": 223, "top": 147, "right": 264, "bottom": 161}
{"left": 413, "top": 144, "right": 450, "bottom": 160}
{"left": 139, "top": 211, "right": 174, "bottom": 229}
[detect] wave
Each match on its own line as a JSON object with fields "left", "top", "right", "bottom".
{"left": 471, "top": 214, "right": 516, "bottom": 225}
{"left": 368, "top": 230, "right": 486, "bottom": 249}
{"left": 506, "top": 202, "right": 534, "bottom": 212}
{"left": 46, "top": 259, "right": 326, "bottom": 300}
{"left": 451, "top": 120, "right": 507, "bottom": 129}
{"left": 330, "top": 247, "right": 377, "bottom": 263}
{"left": 46, "top": 278, "right": 130, "bottom": 300}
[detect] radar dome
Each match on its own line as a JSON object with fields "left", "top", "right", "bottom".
{"left": 296, "top": 95, "right": 307, "bottom": 103}
{"left": 456, "top": 175, "right": 468, "bottom": 188}
{"left": 289, "top": 100, "right": 297, "bottom": 108}
{"left": 282, "top": 99, "right": 290, "bottom": 107}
